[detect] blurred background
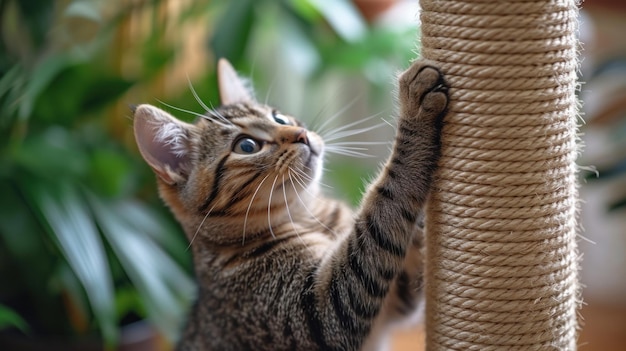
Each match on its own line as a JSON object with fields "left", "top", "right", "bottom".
{"left": 0, "top": 0, "right": 624, "bottom": 350}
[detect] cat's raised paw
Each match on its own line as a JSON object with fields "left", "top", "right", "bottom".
{"left": 399, "top": 61, "right": 449, "bottom": 125}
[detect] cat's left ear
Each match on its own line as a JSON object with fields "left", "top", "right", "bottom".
{"left": 133, "top": 104, "right": 194, "bottom": 185}
{"left": 217, "top": 58, "right": 253, "bottom": 105}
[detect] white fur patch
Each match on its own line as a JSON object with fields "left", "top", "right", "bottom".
{"left": 153, "top": 120, "right": 188, "bottom": 158}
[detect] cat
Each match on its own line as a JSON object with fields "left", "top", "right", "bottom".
{"left": 133, "top": 58, "right": 448, "bottom": 351}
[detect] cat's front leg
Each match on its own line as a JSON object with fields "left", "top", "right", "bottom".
{"left": 383, "top": 60, "right": 449, "bottom": 317}
{"left": 359, "top": 62, "right": 449, "bottom": 351}
{"left": 395, "top": 61, "right": 448, "bottom": 188}
{"left": 302, "top": 61, "right": 448, "bottom": 351}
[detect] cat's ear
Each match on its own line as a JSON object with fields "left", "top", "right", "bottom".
{"left": 133, "top": 104, "right": 194, "bottom": 185}
{"left": 217, "top": 58, "right": 253, "bottom": 105}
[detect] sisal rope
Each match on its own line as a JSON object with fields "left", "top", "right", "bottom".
{"left": 420, "top": 0, "right": 580, "bottom": 350}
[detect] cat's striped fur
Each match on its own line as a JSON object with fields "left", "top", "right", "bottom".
{"left": 133, "top": 59, "right": 448, "bottom": 350}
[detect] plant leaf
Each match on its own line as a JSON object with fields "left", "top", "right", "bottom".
{"left": 209, "top": 0, "right": 258, "bottom": 64}
{"left": 112, "top": 200, "right": 190, "bottom": 264}
{"left": 64, "top": 0, "right": 102, "bottom": 23}
{"left": 12, "top": 127, "right": 89, "bottom": 178}
{"left": 306, "top": 0, "right": 366, "bottom": 42}
{"left": 0, "top": 65, "right": 25, "bottom": 129}
{"left": 0, "top": 180, "right": 71, "bottom": 334}
{"left": 0, "top": 66, "right": 22, "bottom": 100}
{"left": 86, "top": 192, "right": 195, "bottom": 342}
{"left": 0, "top": 304, "right": 29, "bottom": 332}
{"left": 279, "top": 14, "right": 320, "bottom": 76}
{"left": 18, "top": 54, "right": 71, "bottom": 121}
{"left": 25, "top": 182, "right": 118, "bottom": 345}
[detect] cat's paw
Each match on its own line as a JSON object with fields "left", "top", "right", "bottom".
{"left": 398, "top": 61, "right": 448, "bottom": 126}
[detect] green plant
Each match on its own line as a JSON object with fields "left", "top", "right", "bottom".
{"left": 0, "top": 305, "right": 27, "bottom": 333}
{"left": 0, "top": 0, "right": 195, "bottom": 347}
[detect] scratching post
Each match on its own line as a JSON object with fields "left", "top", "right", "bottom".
{"left": 420, "top": 1, "right": 580, "bottom": 350}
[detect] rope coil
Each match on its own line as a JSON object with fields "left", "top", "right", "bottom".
{"left": 421, "top": 0, "right": 580, "bottom": 350}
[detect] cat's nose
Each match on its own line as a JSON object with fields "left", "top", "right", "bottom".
{"left": 295, "top": 128, "right": 309, "bottom": 145}
{"left": 279, "top": 127, "right": 309, "bottom": 145}
{"left": 280, "top": 127, "right": 309, "bottom": 145}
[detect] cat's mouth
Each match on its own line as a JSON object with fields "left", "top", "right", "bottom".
{"left": 302, "top": 133, "right": 323, "bottom": 171}
{"left": 277, "top": 145, "right": 314, "bottom": 171}
{"left": 272, "top": 141, "right": 320, "bottom": 186}
{"left": 306, "top": 131, "right": 323, "bottom": 157}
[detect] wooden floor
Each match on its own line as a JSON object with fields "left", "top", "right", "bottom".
{"left": 390, "top": 301, "right": 626, "bottom": 351}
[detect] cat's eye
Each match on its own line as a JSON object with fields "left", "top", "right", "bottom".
{"left": 272, "top": 111, "right": 290, "bottom": 125}
{"left": 233, "top": 137, "right": 262, "bottom": 154}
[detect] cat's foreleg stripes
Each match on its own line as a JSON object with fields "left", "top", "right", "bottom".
{"left": 301, "top": 62, "right": 448, "bottom": 350}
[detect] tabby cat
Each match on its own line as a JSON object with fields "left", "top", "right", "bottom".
{"left": 133, "top": 59, "right": 448, "bottom": 351}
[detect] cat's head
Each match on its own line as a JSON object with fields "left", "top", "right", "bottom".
{"left": 133, "top": 59, "right": 324, "bottom": 242}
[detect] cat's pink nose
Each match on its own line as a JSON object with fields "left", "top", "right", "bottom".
{"left": 280, "top": 127, "right": 309, "bottom": 145}
{"left": 295, "top": 129, "right": 309, "bottom": 145}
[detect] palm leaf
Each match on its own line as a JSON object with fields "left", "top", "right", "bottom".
{"left": 86, "top": 192, "right": 195, "bottom": 342}
{"left": 0, "top": 304, "right": 29, "bottom": 333}
{"left": 24, "top": 182, "right": 118, "bottom": 346}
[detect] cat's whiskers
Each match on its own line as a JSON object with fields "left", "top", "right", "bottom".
{"left": 324, "top": 146, "right": 375, "bottom": 158}
{"left": 319, "top": 112, "right": 378, "bottom": 138}
{"left": 290, "top": 167, "right": 314, "bottom": 183}
{"left": 187, "top": 76, "right": 234, "bottom": 126}
{"left": 323, "top": 121, "right": 387, "bottom": 143}
{"left": 263, "top": 74, "right": 278, "bottom": 106}
{"left": 326, "top": 141, "right": 390, "bottom": 147}
{"left": 188, "top": 203, "right": 218, "bottom": 251}
{"left": 206, "top": 110, "right": 231, "bottom": 125}
{"left": 308, "top": 104, "right": 332, "bottom": 134}
{"left": 291, "top": 164, "right": 332, "bottom": 190}
{"left": 317, "top": 113, "right": 391, "bottom": 161}
{"left": 324, "top": 140, "right": 390, "bottom": 158}
{"left": 288, "top": 165, "right": 313, "bottom": 183}
{"left": 288, "top": 171, "right": 338, "bottom": 237}
{"left": 288, "top": 167, "right": 325, "bottom": 197}
{"left": 315, "top": 96, "right": 361, "bottom": 137}
{"left": 187, "top": 75, "right": 211, "bottom": 111}
{"left": 243, "top": 173, "right": 272, "bottom": 245}
{"left": 288, "top": 169, "right": 308, "bottom": 192}
{"left": 157, "top": 100, "right": 231, "bottom": 127}
{"left": 267, "top": 175, "right": 280, "bottom": 239}
{"left": 381, "top": 116, "right": 395, "bottom": 128}
{"left": 289, "top": 169, "right": 331, "bottom": 211}
{"left": 281, "top": 174, "right": 313, "bottom": 254}
{"left": 207, "top": 102, "right": 231, "bottom": 125}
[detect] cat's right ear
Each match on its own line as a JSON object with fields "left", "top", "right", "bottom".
{"left": 217, "top": 58, "right": 253, "bottom": 105}
{"left": 133, "top": 104, "right": 193, "bottom": 185}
